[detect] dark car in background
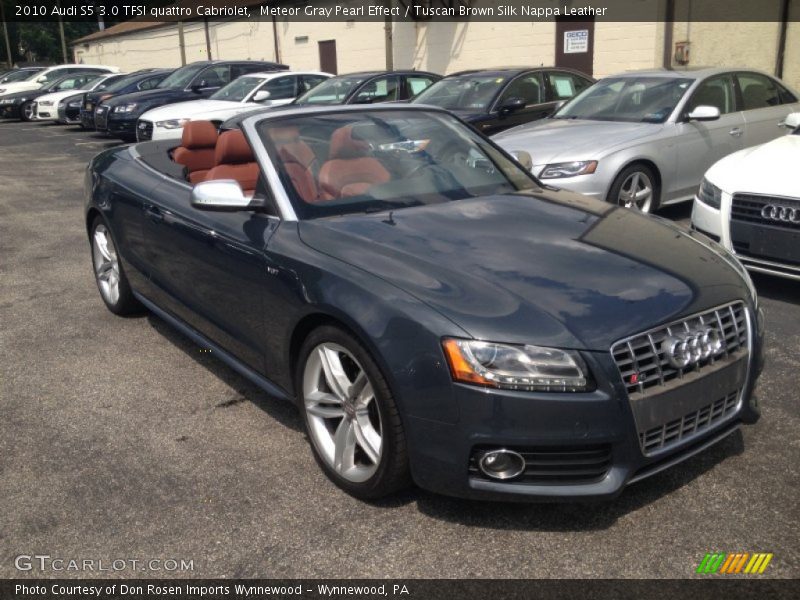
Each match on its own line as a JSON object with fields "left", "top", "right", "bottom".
{"left": 80, "top": 69, "right": 171, "bottom": 129}
{"left": 292, "top": 70, "right": 441, "bottom": 106}
{"left": 98, "top": 60, "right": 287, "bottom": 140}
{"left": 0, "top": 71, "right": 109, "bottom": 121}
{"left": 84, "top": 104, "right": 763, "bottom": 502}
{"left": 411, "top": 67, "right": 594, "bottom": 135}
{"left": 54, "top": 73, "right": 131, "bottom": 124}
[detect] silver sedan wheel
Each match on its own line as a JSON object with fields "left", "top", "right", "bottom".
{"left": 617, "top": 171, "right": 653, "bottom": 212}
{"left": 22, "top": 102, "right": 34, "bottom": 120}
{"left": 92, "top": 224, "right": 120, "bottom": 305}
{"left": 302, "top": 343, "right": 383, "bottom": 483}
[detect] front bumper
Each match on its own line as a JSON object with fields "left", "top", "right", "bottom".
{"left": 80, "top": 109, "right": 95, "bottom": 129}
{"left": 105, "top": 112, "right": 138, "bottom": 138}
{"left": 406, "top": 319, "right": 764, "bottom": 501}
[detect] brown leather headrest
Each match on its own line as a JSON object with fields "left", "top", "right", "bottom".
{"left": 328, "top": 125, "right": 370, "bottom": 160}
{"left": 268, "top": 126, "right": 301, "bottom": 144}
{"left": 181, "top": 120, "right": 218, "bottom": 149}
{"left": 215, "top": 130, "right": 254, "bottom": 165}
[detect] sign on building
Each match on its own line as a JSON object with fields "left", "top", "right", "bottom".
{"left": 564, "top": 30, "right": 589, "bottom": 54}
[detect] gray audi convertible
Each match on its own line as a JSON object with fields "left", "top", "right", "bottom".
{"left": 85, "top": 105, "right": 764, "bottom": 501}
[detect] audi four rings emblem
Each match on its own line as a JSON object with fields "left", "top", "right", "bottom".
{"left": 761, "top": 204, "right": 800, "bottom": 224}
{"left": 661, "top": 327, "right": 725, "bottom": 369}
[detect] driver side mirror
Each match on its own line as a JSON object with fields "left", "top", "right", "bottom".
{"left": 509, "top": 150, "right": 533, "bottom": 171}
{"left": 686, "top": 105, "right": 721, "bottom": 122}
{"left": 252, "top": 90, "right": 271, "bottom": 103}
{"left": 191, "top": 180, "right": 259, "bottom": 212}
{"left": 499, "top": 97, "right": 526, "bottom": 115}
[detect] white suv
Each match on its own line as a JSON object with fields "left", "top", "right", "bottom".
{"left": 0, "top": 64, "right": 119, "bottom": 97}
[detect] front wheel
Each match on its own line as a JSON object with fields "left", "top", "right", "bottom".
{"left": 20, "top": 101, "right": 35, "bottom": 122}
{"left": 90, "top": 216, "right": 142, "bottom": 315}
{"left": 608, "top": 164, "right": 659, "bottom": 213}
{"left": 296, "top": 326, "right": 410, "bottom": 500}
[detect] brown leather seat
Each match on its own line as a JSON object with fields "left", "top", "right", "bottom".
{"left": 269, "top": 126, "right": 319, "bottom": 203}
{"left": 173, "top": 121, "right": 218, "bottom": 184}
{"left": 318, "top": 126, "right": 390, "bottom": 200}
{"left": 204, "top": 130, "right": 261, "bottom": 196}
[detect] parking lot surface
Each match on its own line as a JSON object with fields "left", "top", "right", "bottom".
{"left": 1, "top": 120, "right": 798, "bottom": 579}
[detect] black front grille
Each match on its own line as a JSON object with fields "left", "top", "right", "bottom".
{"left": 639, "top": 390, "right": 739, "bottom": 454}
{"left": 469, "top": 445, "right": 612, "bottom": 485}
{"left": 732, "top": 194, "right": 800, "bottom": 231}
{"left": 137, "top": 119, "right": 153, "bottom": 141}
{"left": 611, "top": 302, "right": 748, "bottom": 397}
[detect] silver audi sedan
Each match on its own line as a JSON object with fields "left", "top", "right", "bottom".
{"left": 493, "top": 68, "right": 800, "bottom": 213}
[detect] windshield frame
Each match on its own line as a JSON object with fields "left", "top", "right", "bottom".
{"left": 293, "top": 75, "right": 372, "bottom": 106}
{"left": 157, "top": 64, "right": 206, "bottom": 90}
{"left": 247, "top": 106, "right": 542, "bottom": 221}
{"left": 411, "top": 73, "right": 512, "bottom": 112}
{"left": 210, "top": 75, "right": 265, "bottom": 102}
{"left": 552, "top": 75, "right": 695, "bottom": 124}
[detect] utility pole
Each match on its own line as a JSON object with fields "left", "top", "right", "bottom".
{"left": 178, "top": 21, "right": 186, "bottom": 65}
{"left": 0, "top": 0, "right": 13, "bottom": 68}
{"left": 56, "top": 0, "right": 68, "bottom": 62}
{"left": 203, "top": 18, "right": 212, "bottom": 60}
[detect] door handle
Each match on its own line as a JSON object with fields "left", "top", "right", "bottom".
{"left": 729, "top": 127, "right": 743, "bottom": 137}
{"left": 144, "top": 205, "right": 164, "bottom": 223}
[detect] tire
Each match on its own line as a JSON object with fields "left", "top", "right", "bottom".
{"left": 607, "top": 163, "right": 660, "bottom": 213}
{"left": 295, "top": 325, "right": 411, "bottom": 500}
{"left": 20, "top": 101, "right": 35, "bottom": 122}
{"left": 89, "top": 215, "right": 142, "bottom": 315}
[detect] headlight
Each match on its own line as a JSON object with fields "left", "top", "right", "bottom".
{"left": 155, "top": 118, "right": 189, "bottom": 129}
{"left": 39, "top": 100, "right": 53, "bottom": 107}
{"left": 114, "top": 103, "right": 138, "bottom": 113}
{"left": 0, "top": 89, "right": 6, "bottom": 94}
{"left": 442, "top": 338, "right": 592, "bottom": 392}
{"left": 539, "top": 160, "right": 598, "bottom": 179}
{"left": 697, "top": 178, "right": 722, "bottom": 209}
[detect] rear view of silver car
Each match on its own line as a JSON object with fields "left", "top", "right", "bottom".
{"left": 493, "top": 68, "right": 800, "bottom": 213}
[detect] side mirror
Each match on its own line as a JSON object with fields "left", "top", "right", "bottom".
{"left": 782, "top": 112, "right": 800, "bottom": 130}
{"left": 509, "top": 150, "right": 533, "bottom": 171}
{"left": 499, "top": 97, "right": 526, "bottom": 115}
{"left": 252, "top": 90, "right": 271, "bottom": 103}
{"left": 191, "top": 180, "right": 255, "bottom": 211}
{"left": 190, "top": 84, "right": 204, "bottom": 93}
{"left": 36, "top": 76, "right": 46, "bottom": 83}
{"left": 686, "top": 105, "right": 721, "bottom": 122}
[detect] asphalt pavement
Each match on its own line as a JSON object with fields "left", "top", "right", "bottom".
{"left": 0, "top": 120, "right": 798, "bottom": 579}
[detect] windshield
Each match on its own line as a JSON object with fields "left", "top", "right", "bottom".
{"left": 38, "top": 69, "right": 72, "bottom": 85}
{"left": 104, "top": 73, "right": 149, "bottom": 93}
{"left": 555, "top": 76, "right": 693, "bottom": 123}
{"left": 294, "top": 75, "right": 369, "bottom": 105}
{"left": 211, "top": 76, "right": 263, "bottom": 102}
{"left": 412, "top": 75, "right": 508, "bottom": 111}
{"left": 1, "top": 70, "right": 40, "bottom": 83}
{"left": 52, "top": 74, "right": 102, "bottom": 92}
{"left": 257, "top": 110, "right": 537, "bottom": 219}
{"left": 158, "top": 64, "right": 205, "bottom": 89}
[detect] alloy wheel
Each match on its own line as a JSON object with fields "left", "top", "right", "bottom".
{"left": 92, "top": 224, "right": 121, "bottom": 306}
{"left": 302, "top": 343, "right": 383, "bottom": 483}
{"left": 617, "top": 170, "right": 653, "bottom": 212}
{"left": 22, "top": 102, "right": 34, "bottom": 121}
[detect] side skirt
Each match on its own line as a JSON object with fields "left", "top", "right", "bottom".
{"left": 133, "top": 291, "right": 292, "bottom": 403}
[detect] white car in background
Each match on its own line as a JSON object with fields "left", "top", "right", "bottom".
{"left": 137, "top": 70, "right": 332, "bottom": 141}
{"left": 32, "top": 73, "right": 126, "bottom": 122}
{"left": 0, "top": 64, "right": 119, "bottom": 97}
{"left": 692, "top": 112, "right": 800, "bottom": 280}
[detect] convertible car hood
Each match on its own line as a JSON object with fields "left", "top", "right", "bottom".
{"left": 493, "top": 118, "right": 662, "bottom": 164}
{"left": 298, "top": 191, "right": 748, "bottom": 351}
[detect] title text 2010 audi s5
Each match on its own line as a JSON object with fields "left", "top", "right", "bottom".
{"left": 85, "top": 105, "right": 764, "bottom": 501}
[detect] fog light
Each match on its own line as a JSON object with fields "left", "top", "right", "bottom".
{"left": 478, "top": 449, "right": 525, "bottom": 480}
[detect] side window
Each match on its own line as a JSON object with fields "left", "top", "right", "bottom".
{"left": 55, "top": 79, "right": 77, "bottom": 91}
{"left": 263, "top": 76, "right": 297, "bottom": 100}
{"left": 406, "top": 75, "right": 437, "bottom": 97}
{"left": 352, "top": 76, "right": 400, "bottom": 103}
{"left": 547, "top": 71, "right": 591, "bottom": 101}
{"left": 138, "top": 76, "right": 161, "bottom": 91}
{"left": 498, "top": 73, "right": 543, "bottom": 107}
{"left": 301, "top": 74, "right": 328, "bottom": 92}
{"left": 193, "top": 65, "right": 230, "bottom": 89}
{"left": 687, "top": 76, "right": 736, "bottom": 114}
{"left": 737, "top": 72, "right": 784, "bottom": 109}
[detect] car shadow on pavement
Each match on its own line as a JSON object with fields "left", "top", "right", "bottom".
{"left": 400, "top": 430, "right": 746, "bottom": 530}
{"left": 752, "top": 273, "right": 800, "bottom": 303}
{"left": 145, "top": 313, "right": 304, "bottom": 434}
